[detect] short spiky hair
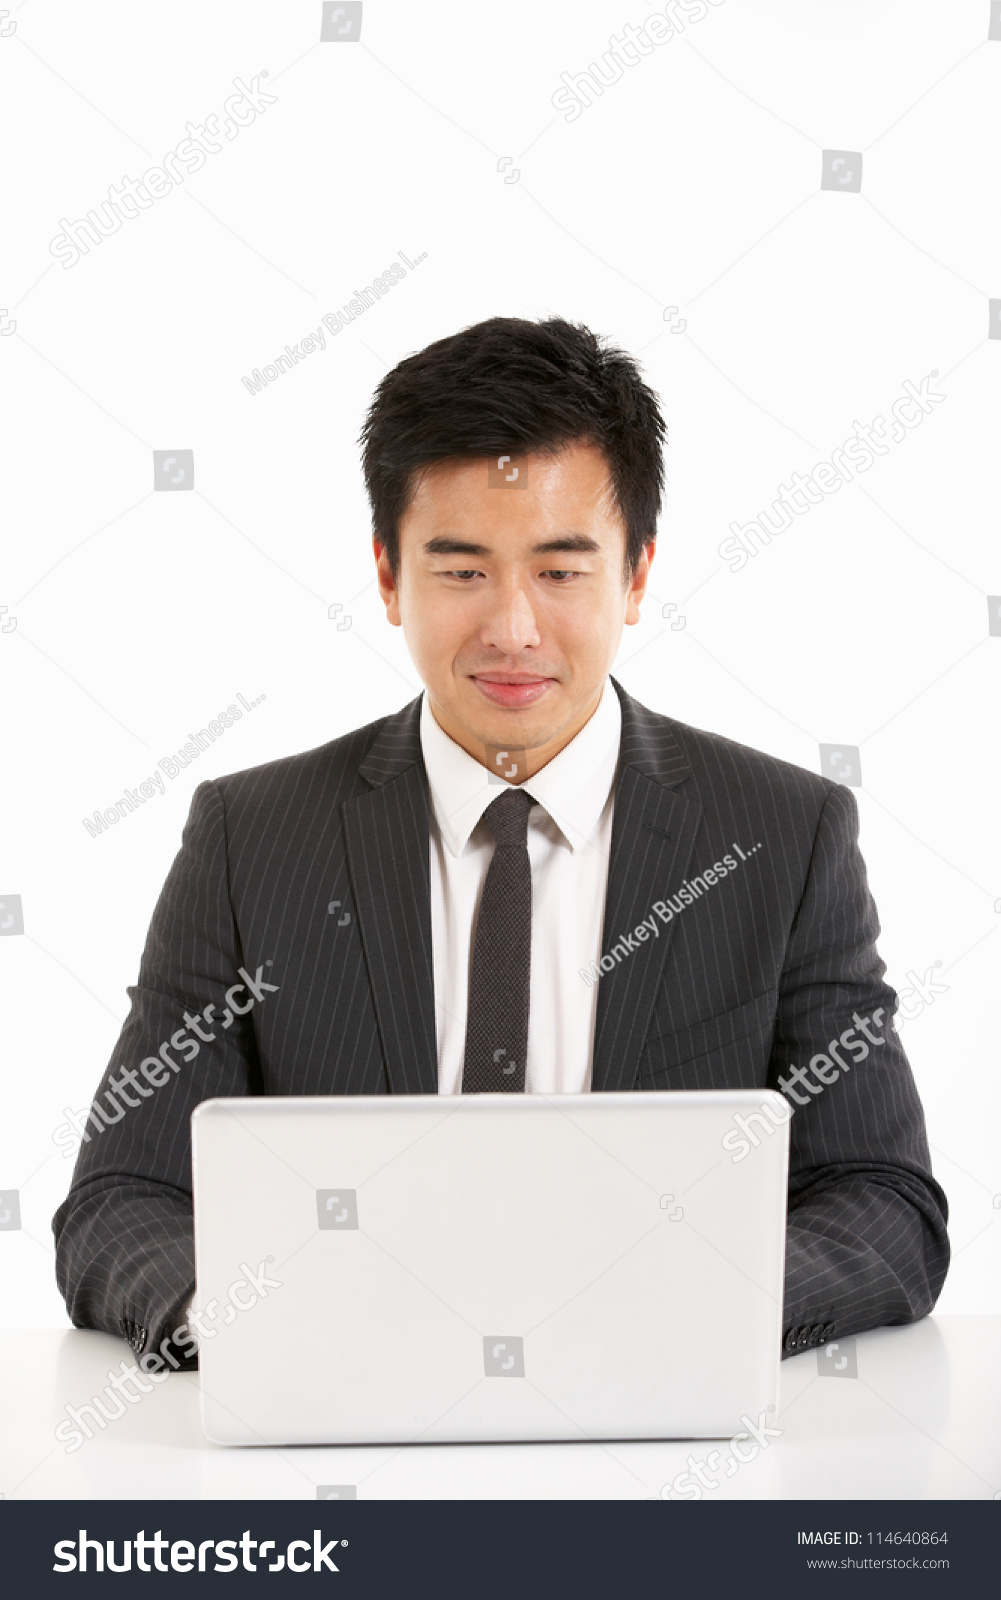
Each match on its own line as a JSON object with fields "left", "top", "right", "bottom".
{"left": 359, "top": 315, "right": 666, "bottom": 578}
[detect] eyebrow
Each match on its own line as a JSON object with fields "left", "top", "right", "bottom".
{"left": 422, "top": 534, "right": 601, "bottom": 557}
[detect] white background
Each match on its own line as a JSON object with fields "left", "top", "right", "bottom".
{"left": 1, "top": 0, "right": 998, "bottom": 1333}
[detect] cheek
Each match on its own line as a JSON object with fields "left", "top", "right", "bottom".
{"left": 401, "top": 583, "right": 472, "bottom": 659}
{"left": 547, "top": 585, "right": 622, "bottom": 641}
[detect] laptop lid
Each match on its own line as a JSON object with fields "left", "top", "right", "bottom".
{"left": 191, "top": 1089, "right": 789, "bottom": 1446}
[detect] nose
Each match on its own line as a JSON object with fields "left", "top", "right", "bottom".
{"left": 479, "top": 582, "right": 541, "bottom": 655}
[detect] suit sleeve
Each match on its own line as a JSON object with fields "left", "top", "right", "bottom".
{"left": 51, "top": 779, "right": 262, "bottom": 1369}
{"left": 770, "top": 783, "right": 950, "bottom": 1356}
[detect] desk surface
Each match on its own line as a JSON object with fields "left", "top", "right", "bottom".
{"left": 2, "top": 1317, "right": 998, "bottom": 1501}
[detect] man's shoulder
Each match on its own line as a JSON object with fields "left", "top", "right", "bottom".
{"left": 207, "top": 696, "right": 422, "bottom": 815}
{"left": 669, "top": 714, "right": 834, "bottom": 801}
{"left": 617, "top": 683, "right": 837, "bottom": 813}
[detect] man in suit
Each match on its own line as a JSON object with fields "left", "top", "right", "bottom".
{"left": 53, "top": 315, "right": 948, "bottom": 1377}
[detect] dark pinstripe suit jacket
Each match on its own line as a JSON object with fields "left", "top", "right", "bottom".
{"left": 53, "top": 678, "right": 949, "bottom": 1366}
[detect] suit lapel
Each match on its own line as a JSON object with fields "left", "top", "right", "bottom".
{"left": 590, "top": 680, "right": 702, "bottom": 1092}
{"left": 342, "top": 696, "right": 438, "bottom": 1095}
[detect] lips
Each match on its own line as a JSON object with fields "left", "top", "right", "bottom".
{"left": 471, "top": 675, "right": 554, "bottom": 709}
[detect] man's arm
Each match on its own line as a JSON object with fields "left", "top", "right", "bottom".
{"left": 769, "top": 783, "right": 950, "bottom": 1355}
{"left": 52, "top": 779, "right": 263, "bottom": 1370}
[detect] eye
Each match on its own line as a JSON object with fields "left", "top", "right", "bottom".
{"left": 444, "top": 569, "right": 482, "bottom": 580}
{"left": 542, "top": 569, "right": 579, "bottom": 582}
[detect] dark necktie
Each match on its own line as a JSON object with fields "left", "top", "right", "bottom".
{"left": 461, "top": 787, "right": 535, "bottom": 1093}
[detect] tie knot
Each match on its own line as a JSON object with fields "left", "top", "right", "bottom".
{"left": 483, "top": 786, "right": 534, "bottom": 847}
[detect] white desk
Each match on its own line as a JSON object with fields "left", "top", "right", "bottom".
{"left": 2, "top": 1317, "right": 998, "bottom": 1501}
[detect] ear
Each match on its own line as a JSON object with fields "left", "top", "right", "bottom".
{"left": 374, "top": 539, "right": 402, "bottom": 627}
{"left": 624, "top": 540, "right": 656, "bottom": 625}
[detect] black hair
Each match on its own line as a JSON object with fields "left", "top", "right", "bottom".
{"left": 359, "top": 315, "right": 666, "bottom": 578}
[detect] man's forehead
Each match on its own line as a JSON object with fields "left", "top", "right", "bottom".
{"left": 404, "top": 443, "right": 618, "bottom": 520}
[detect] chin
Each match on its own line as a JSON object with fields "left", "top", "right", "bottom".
{"left": 454, "top": 680, "right": 568, "bottom": 750}
{"left": 482, "top": 709, "right": 555, "bottom": 748}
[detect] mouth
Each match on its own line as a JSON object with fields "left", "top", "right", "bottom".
{"left": 470, "top": 673, "right": 556, "bottom": 709}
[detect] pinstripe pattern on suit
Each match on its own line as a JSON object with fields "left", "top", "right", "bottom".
{"left": 52, "top": 678, "right": 949, "bottom": 1367}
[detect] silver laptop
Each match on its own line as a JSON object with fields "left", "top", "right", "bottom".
{"left": 190, "top": 1090, "right": 789, "bottom": 1446}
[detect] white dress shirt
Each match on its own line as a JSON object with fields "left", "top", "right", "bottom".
{"left": 420, "top": 679, "right": 621, "bottom": 1095}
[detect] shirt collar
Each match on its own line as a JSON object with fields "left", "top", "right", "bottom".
{"left": 419, "top": 679, "right": 621, "bottom": 857}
